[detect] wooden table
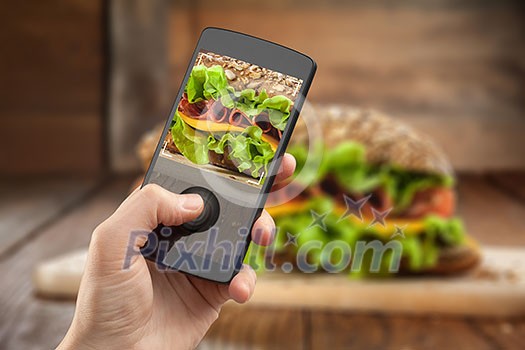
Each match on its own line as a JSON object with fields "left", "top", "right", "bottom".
{"left": 1, "top": 174, "right": 524, "bottom": 349}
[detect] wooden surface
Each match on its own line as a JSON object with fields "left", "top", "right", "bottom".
{"left": 1, "top": 174, "right": 525, "bottom": 349}
{"left": 0, "top": 178, "right": 98, "bottom": 258}
{"left": 0, "top": 0, "right": 105, "bottom": 175}
{"left": 31, "top": 246, "right": 525, "bottom": 317}
{"left": 169, "top": 1, "right": 525, "bottom": 171}
{"left": 241, "top": 247, "right": 525, "bottom": 317}
{"left": 0, "top": 177, "right": 132, "bottom": 349}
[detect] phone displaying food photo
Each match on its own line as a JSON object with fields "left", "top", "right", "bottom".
{"left": 162, "top": 50, "right": 302, "bottom": 187}
{"left": 142, "top": 28, "right": 316, "bottom": 283}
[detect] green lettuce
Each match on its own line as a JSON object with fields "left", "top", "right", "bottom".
{"left": 245, "top": 141, "right": 460, "bottom": 276}
{"left": 171, "top": 111, "right": 210, "bottom": 164}
{"left": 208, "top": 126, "right": 274, "bottom": 178}
{"left": 259, "top": 96, "right": 292, "bottom": 130}
{"left": 245, "top": 196, "right": 467, "bottom": 276}
{"left": 171, "top": 110, "right": 275, "bottom": 178}
{"left": 289, "top": 142, "right": 383, "bottom": 192}
{"left": 186, "top": 65, "right": 233, "bottom": 103}
{"left": 399, "top": 215, "right": 465, "bottom": 270}
{"left": 385, "top": 169, "right": 453, "bottom": 211}
{"left": 327, "top": 142, "right": 387, "bottom": 194}
{"left": 222, "top": 89, "right": 291, "bottom": 131}
{"left": 185, "top": 65, "right": 292, "bottom": 131}
{"left": 174, "top": 64, "right": 296, "bottom": 177}
{"left": 221, "top": 88, "right": 269, "bottom": 111}
{"left": 288, "top": 141, "right": 453, "bottom": 211}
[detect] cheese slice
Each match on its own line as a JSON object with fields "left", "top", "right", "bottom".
{"left": 178, "top": 112, "right": 279, "bottom": 151}
{"left": 266, "top": 200, "right": 309, "bottom": 217}
{"left": 332, "top": 204, "right": 425, "bottom": 237}
{"left": 266, "top": 200, "right": 425, "bottom": 238}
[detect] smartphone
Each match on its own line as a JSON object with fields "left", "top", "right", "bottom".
{"left": 141, "top": 27, "right": 316, "bottom": 283}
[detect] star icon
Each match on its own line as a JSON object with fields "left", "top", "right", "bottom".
{"left": 308, "top": 209, "right": 328, "bottom": 231}
{"left": 339, "top": 194, "right": 371, "bottom": 222}
{"left": 390, "top": 224, "right": 407, "bottom": 239}
{"left": 285, "top": 232, "right": 298, "bottom": 247}
{"left": 368, "top": 207, "right": 392, "bottom": 228}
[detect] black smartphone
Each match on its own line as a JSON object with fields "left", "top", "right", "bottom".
{"left": 141, "top": 27, "right": 316, "bottom": 283}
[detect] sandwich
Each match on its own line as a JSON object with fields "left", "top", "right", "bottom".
{"left": 249, "top": 106, "right": 480, "bottom": 276}
{"left": 165, "top": 64, "right": 294, "bottom": 179}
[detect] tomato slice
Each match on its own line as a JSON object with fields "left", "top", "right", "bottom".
{"left": 403, "top": 187, "right": 455, "bottom": 218}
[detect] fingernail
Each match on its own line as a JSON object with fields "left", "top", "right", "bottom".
{"left": 182, "top": 194, "right": 203, "bottom": 211}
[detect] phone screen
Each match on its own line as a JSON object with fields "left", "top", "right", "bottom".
{"left": 161, "top": 50, "right": 303, "bottom": 190}
{"left": 144, "top": 44, "right": 310, "bottom": 282}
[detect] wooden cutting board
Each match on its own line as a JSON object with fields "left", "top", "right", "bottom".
{"left": 244, "top": 247, "right": 525, "bottom": 317}
{"left": 33, "top": 247, "right": 525, "bottom": 316}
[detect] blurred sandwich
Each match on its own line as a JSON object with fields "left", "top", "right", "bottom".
{"left": 165, "top": 64, "right": 293, "bottom": 179}
{"left": 260, "top": 106, "right": 480, "bottom": 276}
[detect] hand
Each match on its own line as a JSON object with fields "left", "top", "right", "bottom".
{"left": 58, "top": 154, "right": 296, "bottom": 350}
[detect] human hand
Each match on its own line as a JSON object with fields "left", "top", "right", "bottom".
{"left": 58, "top": 154, "right": 296, "bottom": 350}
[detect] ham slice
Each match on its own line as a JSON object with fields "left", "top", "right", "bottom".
{"left": 229, "top": 110, "right": 252, "bottom": 128}
{"left": 178, "top": 94, "right": 209, "bottom": 120}
{"left": 253, "top": 112, "right": 273, "bottom": 133}
{"left": 177, "top": 93, "right": 283, "bottom": 144}
{"left": 207, "top": 100, "right": 229, "bottom": 123}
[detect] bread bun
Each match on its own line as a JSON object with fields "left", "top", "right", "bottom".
{"left": 136, "top": 124, "right": 165, "bottom": 171}
{"left": 422, "top": 236, "right": 481, "bottom": 275}
{"left": 293, "top": 105, "right": 453, "bottom": 176}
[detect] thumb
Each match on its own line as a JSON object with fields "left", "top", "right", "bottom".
{"left": 90, "top": 184, "right": 204, "bottom": 269}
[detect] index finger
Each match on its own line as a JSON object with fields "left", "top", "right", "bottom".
{"left": 273, "top": 153, "right": 296, "bottom": 185}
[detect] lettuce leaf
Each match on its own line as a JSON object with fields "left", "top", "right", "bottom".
{"left": 289, "top": 141, "right": 453, "bottom": 210}
{"left": 245, "top": 197, "right": 467, "bottom": 276}
{"left": 259, "top": 95, "right": 292, "bottom": 130}
{"left": 185, "top": 65, "right": 207, "bottom": 103}
{"left": 186, "top": 65, "right": 233, "bottom": 103}
{"left": 327, "top": 142, "right": 386, "bottom": 193}
{"left": 171, "top": 111, "right": 210, "bottom": 164}
{"left": 289, "top": 141, "right": 383, "bottom": 192}
{"left": 208, "top": 126, "right": 274, "bottom": 178}
{"left": 203, "top": 65, "right": 233, "bottom": 100}
{"left": 185, "top": 65, "right": 292, "bottom": 131}
{"left": 386, "top": 170, "right": 454, "bottom": 211}
{"left": 424, "top": 215, "right": 465, "bottom": 246}
{"left": 224, "top": 90, "right": 292, "bottom": 131}
{"left": 178, "top": 65, "right": 286, "bottom": 178}
{"left": 171, "top": 110, "right": 275, "bottom": 178}
{"left": 223, "top": 88, "right": 269, "bottom": 111}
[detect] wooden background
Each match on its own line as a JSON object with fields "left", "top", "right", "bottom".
{"left": 0, "top": 0, "right": 105, "bottom": 175}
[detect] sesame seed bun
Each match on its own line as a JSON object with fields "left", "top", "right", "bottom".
{"left": 293, "top": 105, "right": 453, "bottom": 176}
